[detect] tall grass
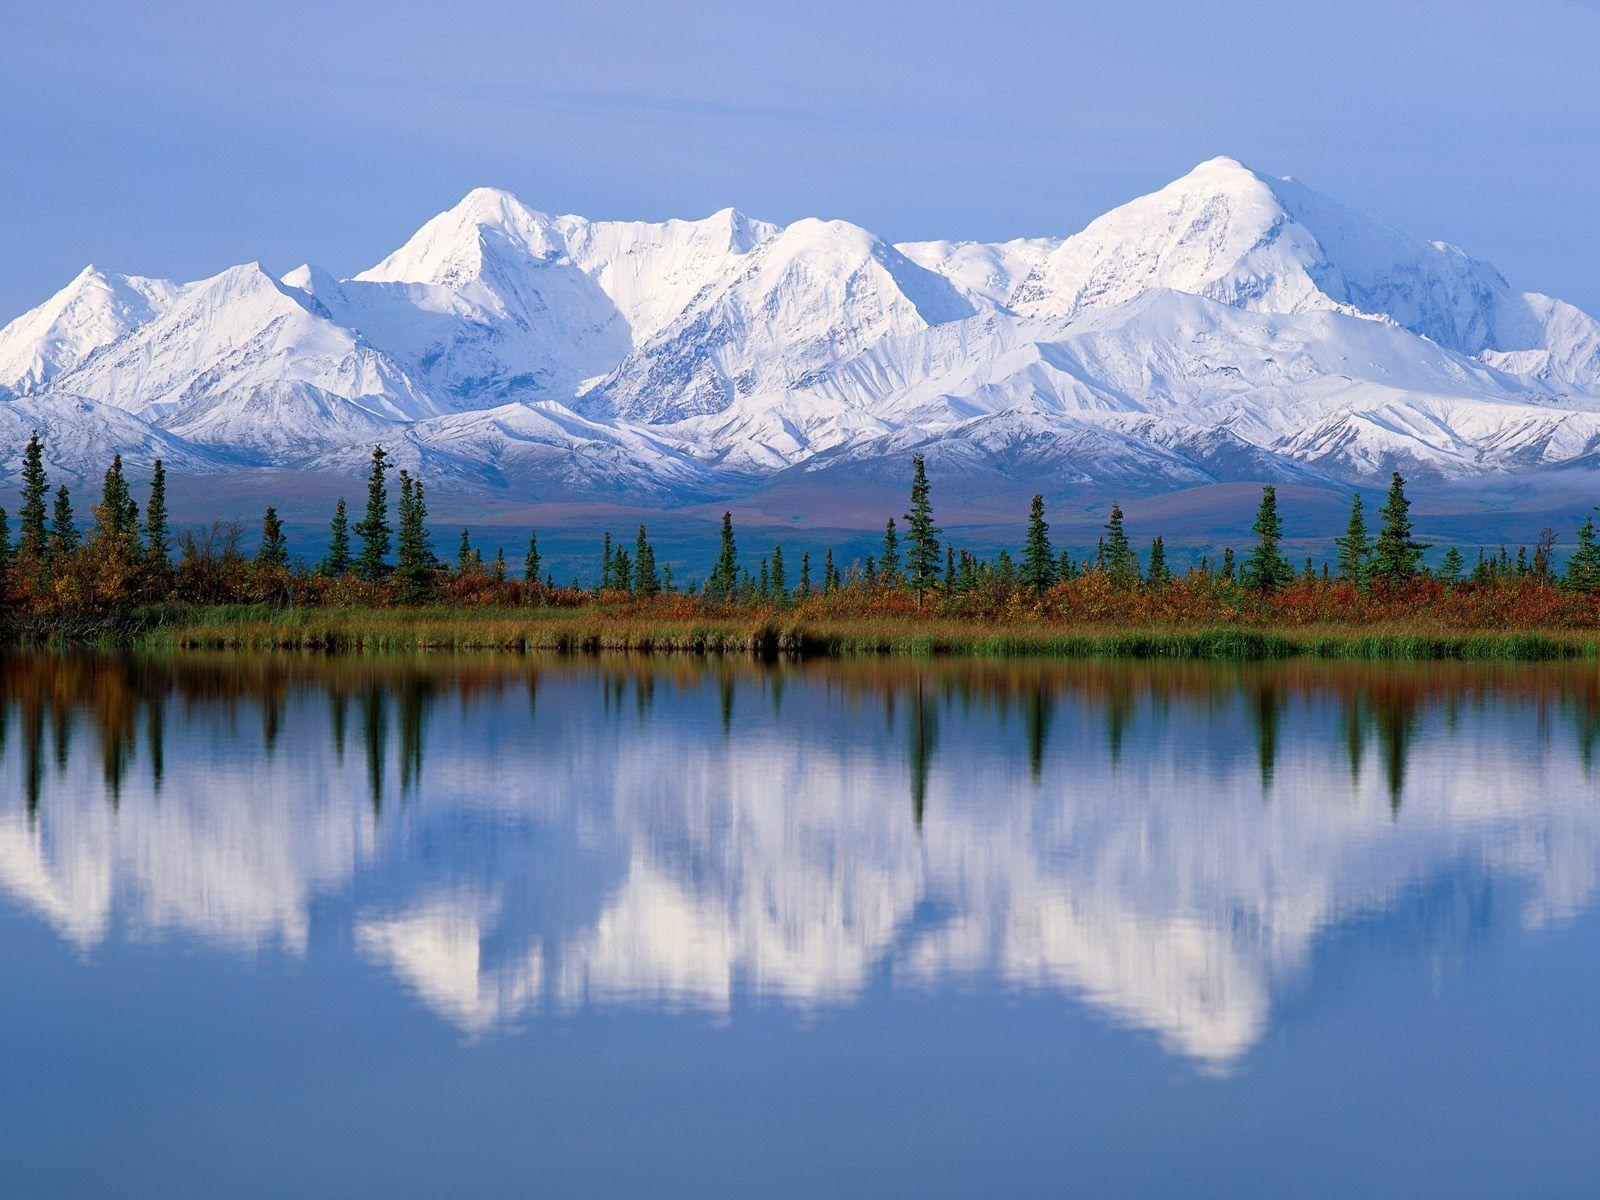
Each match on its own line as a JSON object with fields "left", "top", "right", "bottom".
{"left": 126, "top": 606, "right": 1600, "bottom": 661}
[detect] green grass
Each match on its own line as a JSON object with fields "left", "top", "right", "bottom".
{"left": 114, "top": 605, "right": 1600, "bottom": 661}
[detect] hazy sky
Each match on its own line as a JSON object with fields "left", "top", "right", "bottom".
{"left": 3, "top": 0, "right": 1598, "bottom": 318}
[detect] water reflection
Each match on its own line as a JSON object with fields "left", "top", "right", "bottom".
{"left": 2, "top": 652, "right": 1599, "bottom": 1070}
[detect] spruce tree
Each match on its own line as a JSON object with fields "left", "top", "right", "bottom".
{"left": 708, "top": 512, "right": 738, "bottom": 600}
{"left": 95, "top": 455, "right": 139, "bottom": 543}
{"left": 145, "top": 459, "right": 170, "bottom": 569}
{"left": 1242, "top": 485, "right": 1290, "bottom": 593}
{"left": 1565, "top": 514, "right": 1600, "bottom": 591}
{"left": 50, "top": 485, "right": 79, "bottom": 557}
{"left": 880, "top": 518, "right": 901, "bottom": 584}
{"left": 798, "top": 552, "right": 812, "bottom": 598}
{"left": 823, "top": 547, "right": 839, "bottom": 594}
{"left": 395, "top": 471, "right": 434, "bottom": 594}
{"left": 1439, "top": 545, "right": 1466, "bottom": 586}
{"left": 353, "top": 445, "right": 391, "bottom": 580}
{"left": 459, "top": 528, "right": 479, "bottom": 574}
{"left": 944, "top": 546, "right": 956, "bottom": 595}
{"left": 257, "top": 507, "right": 288, "bottom": 567}
{"left": 1021, "top": 494, "right": 1054, "bottom": 593}
{"left": 0, "top": 506, "right": 10, "bottom": 574}
{"left": 1146, "top": 536, "right": 1171, "bottom": 587}
{"left": 633, "top": 524, "right": 660, "bottom": 596}
{"left": 1370, "top": 472, "right": 1429, "bottom": 586}
{"left": 599, "top": 531, "right": 613, "bottom": 590}
{"left": 902, "top": 452, "right": 941, "bottom": 604}
{"left": 325, "top": 498, "right": 352, "bottom": 574}
{"left": 524, "top": 530, "right": 541, "bottom": 583}
{"left": 1102, "top": 503, "right": 1138, "bottom": 586}
{"left": 1334, "top": 493, "right": 1371, "bottom": 585}
{"left": 769, "top": 543, "right": 787, "bottom": 602}
{"left": 17, "top": 430, "right": 49, "bottom": 561}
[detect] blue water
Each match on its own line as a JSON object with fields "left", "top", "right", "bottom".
{"left": 2, "top": 653, "right": 1598, "bottom": 1198}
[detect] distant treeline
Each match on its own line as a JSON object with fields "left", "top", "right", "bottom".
{"left": 6, "top": 434, "right": 1600, "bottom": 637}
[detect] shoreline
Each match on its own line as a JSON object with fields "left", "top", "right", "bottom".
{"left": 25, "top": 606, "right": 1599, "bottom": 661}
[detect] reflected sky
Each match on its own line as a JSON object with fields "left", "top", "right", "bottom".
{"left": 3, "top": 652, "right": 1600, "bottom": 1196}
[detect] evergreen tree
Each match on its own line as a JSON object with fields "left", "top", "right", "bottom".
{"left": 395, "top": 471, "right": 434, "bottom": 593}
{"left": 769, "top": 542, "right": 787, "bottom": 602}
{"left": 324, "top": 498, "right": 352, "bottom": 574}
{"left": 1242, "top": 485, "right": 1291, "bottom": 593}
{"left": 1146, "top": 536, "right": 1171, "bottom": 587}
{"left": 1102, "top": 503, "right": 1138, "bottom": 586}
{"left": 1565, "top": 514, "right": 1600, "bottom": 591}
{"left": 459, "top": 528, "right": 480, "bottom": 574}
{"left": 353, "top": 445, "right": 391, "bottom": 580}
{"left": 798, "top": 552, "right": 812, "bottom": 597}
{"left": 902, "top": 452, "right": 941, "bottom": 604}
{"left": 50, "top": 485, "right": 79, "bottom": 557}
{"left": 944, "top": 546, "right": 956, "bottom": 595}
{"left": 707, "top": 512, "right": 738, "bottom": 600}
{"left": 994, "top": 548, "right": 1017, "bottom": 587}
{"left": 94, "top": 455, "right": 139, "bottom": 543}
{"left": 145, "top": 459, "right": 170, "bottom": 569}
{"left": 823, "top": 547, "right": 840, "bottom": 594}
{"left": 1222, "top": 547, "right": 1236, "bottom": 581}
{"left": 633, "top": 524, "right": 660, "bottom": 596}
{"left": 880, "top": 518, "right": 901, "bottom": 584}
{"left": 1334, "top": 493, "right": 1371, "bottom": 585}
{"left": 757, "top": 557, "right": 770, "bottom": 599}
{"left": 257, "top": 507, "right": 288, "bottom": 567}
{"left": 17, "top": 430, "right": 49, "bottom": 561}
{"left": 1439, "top": 545, "right": 1466, "bottom": 586}
{"left": 599, "top": 531, "right": 613, "bottom": 590}
{"left": 0, "top": 506, "right": 10, "bottom": 574}
{"left": 1021, "top": 494, "right": 1054, "bottom": 593}
{"left": 523, "top": 530, "right": 541, "bottom": 584}
{"left": 1370, "top": 472, "right": 1429, "bottom": 586}
{"left": 492, "top": 547, "right": 507, "bottom": 585}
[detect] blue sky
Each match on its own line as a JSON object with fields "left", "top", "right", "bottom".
{"left": 3, "top": 0, "right": 1598, "bottom": 318}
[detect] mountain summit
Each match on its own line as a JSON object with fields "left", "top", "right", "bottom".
{"left": 5, "top": 161, "right": 1600, "bottom": 498}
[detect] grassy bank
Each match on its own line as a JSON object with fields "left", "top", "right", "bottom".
{"left": 117, "top": 604, "right": 1600, "bottom": 661}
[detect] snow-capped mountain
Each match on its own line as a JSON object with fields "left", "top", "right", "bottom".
{"left": 6, "top": 157, "right": 1600, "bottom": 500}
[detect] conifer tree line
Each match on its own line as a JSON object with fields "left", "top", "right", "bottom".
{"left": 8, "top": 435, "right": 1600, "bottom": 631}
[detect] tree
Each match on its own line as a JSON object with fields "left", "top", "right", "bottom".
{"left": 707, "top": 512, "right": 738, "bottom": 600}
{"left": 524, "top": 530, "right": 541, "bottom": 583}
{"left": 458, "top": 528, "right": 480, "bottom": 574}
{"left": 902, "top": 453, "right": 941, "bottom": 605}
{"left": 324, "top": 498, "right": 352, "bottom": 574}
{"left": 353, "top": 446, "right": 391, "bottom": 580}
{"left": 1566, "top": 513, "right": 1600, "bottom": 591}
{"left": 1370, "top": 472, "right": 1429, "bottom": 586}
{"left": 1102, "top": 503, "right": 1138, "bottom": 586}
{"left": 633, "top": 524, "right": 660, "bottom": 596}
{"left": 1021, "top": 494, "right": 1054, "bottom": 594}
{"left": 1334, "top": 493, "right": 1371, "bottom": 586}
{"left": 823, "top": 547, "right": 840, "bottom": 594}
{"left": 17, "top": 430, "right": 49, "bottom": 561}
{"left": 257, "top": 507, "right": 288, "bottom": 567}
{"left": 145, "top": 459, "right": 170, "bottom": 569}
{"left": 880, "top": 518, "right": 901, "bottom": 584}
{"left": 1146, "top": 536, "right": 1171, "bottom": 587}
{"left": 1439, "top": 545, "right": 1466, "bottom": 586}
{"left": 1242, "top": 485, "right": 1291, "bottom": 593}
{"left": 769, "top": 542, "right": 787, "bottom": 602}
{"left": 798, "top": 552, "right": 812, "bottom": 597}
{"left": 50, "top": 485, "right": 79, "bottom": 557}
{"left": 94, "top": 455, "right": 139, "bottom": 543}
{"left": 0, "top": 506, "right": 11, "bottom": 574}
{"left": 395, "top": 471, "right": 434, "bottom": 593}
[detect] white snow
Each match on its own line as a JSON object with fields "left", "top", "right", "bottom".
{"left": 5, "top": 160, "right": 1600, "bottom": 494}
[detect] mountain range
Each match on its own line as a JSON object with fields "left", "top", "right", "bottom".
{"left": 6, "top": 157, "right": 1600, "bottom": 512}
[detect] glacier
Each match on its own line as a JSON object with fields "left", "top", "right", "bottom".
{"left": 5, "top": 156, "right": 1600, "bottom": 502}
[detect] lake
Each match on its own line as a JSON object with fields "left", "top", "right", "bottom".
{"left": 2, "top": 651, "right": 1599, "bottom": 1198}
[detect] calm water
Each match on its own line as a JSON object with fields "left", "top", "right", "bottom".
{"left": 3, "top": 652, "right": 1599, "bottom": 1198}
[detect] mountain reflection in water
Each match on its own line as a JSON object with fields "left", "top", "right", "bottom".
{"left": 2, "top": 651, "right": 1597, "bottom": 1070}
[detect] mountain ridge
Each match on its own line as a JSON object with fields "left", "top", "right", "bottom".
{"left": 6, "top": 158, "right": 1600, "bottom": 503}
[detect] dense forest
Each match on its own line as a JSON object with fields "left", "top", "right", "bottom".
{"left": 6, "top": 432, "right": 1600, "bottom": 641}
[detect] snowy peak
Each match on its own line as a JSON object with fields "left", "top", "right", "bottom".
{"left": 356, "top": 187, "right": 566, "bottom": 291}
{"left": 0, "top": 265, "right": 178, "bottom": 396}
{"left": 588, "top": 217, "right": 977, "bottom": 424}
